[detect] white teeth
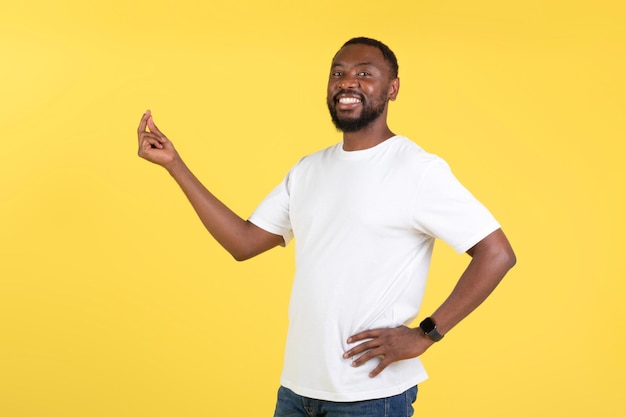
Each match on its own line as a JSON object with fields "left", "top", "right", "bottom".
{"left": 338, "top": 97, "right": 361, "bottom": 104}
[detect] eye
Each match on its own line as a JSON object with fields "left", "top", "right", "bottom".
{"left": 357, "top": 71, "right": 371, "bottom": 76}
{"left": 331, "top": 71, "right": 343, "bottom": 77}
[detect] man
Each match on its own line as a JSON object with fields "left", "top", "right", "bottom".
{"left": 137, "top": 37, "right": 516, "bottom": 417}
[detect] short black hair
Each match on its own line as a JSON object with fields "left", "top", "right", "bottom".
{"left": 341, "top": 37, "right": 399, "bottom": 79}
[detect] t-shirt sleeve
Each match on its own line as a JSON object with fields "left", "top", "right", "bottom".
{"left": 248, "top": 169, "right": 294, "bottom": 246}
{"left": 412, "top": 159, "right": 501, "bottom": 254}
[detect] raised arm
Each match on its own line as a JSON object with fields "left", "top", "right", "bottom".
{"left": 137, "top": 110, "right": 284, "bottom": 261}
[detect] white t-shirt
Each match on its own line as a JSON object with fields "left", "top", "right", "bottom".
{"left": 249, "top": 136, "right": 500, "bottom": 402}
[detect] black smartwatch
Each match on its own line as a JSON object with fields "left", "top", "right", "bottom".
{"left": 419, "top": 317, "right": 444, "bottom": 342}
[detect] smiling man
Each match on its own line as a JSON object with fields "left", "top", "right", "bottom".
{"left": 137, "top": 37, "right": 516, "bottom": 417}
{"left": 327, "top": 43, "right": 398, "bottom": 136}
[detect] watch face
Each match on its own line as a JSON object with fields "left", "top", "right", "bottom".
{"left": 420, "top": 318, "right": 436, "bottom": 333}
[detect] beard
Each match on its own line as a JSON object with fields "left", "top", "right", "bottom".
{"left": 327, "top": 90, "right": 387, "bottom": 133}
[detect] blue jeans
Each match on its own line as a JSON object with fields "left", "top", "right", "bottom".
{"left": 273, "top": 385, "right": 418, "bottom": 417}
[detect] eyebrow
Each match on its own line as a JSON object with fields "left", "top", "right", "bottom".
{"left": 331, "top": 61, "right": 375, "bottom": 68}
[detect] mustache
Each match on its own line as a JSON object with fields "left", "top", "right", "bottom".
{"left": 333, "top": 89, "right": 365, "bottom": 102}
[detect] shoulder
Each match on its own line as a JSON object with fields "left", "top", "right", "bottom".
{"left": 292, "top": 142, "right": 342, "bottom": 168}
{"left": 386, "top": 136, "right": 446, "bottom": 170}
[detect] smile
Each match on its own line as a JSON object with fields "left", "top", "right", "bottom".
{"left": 338, "top": 97, "right": 362, "bottom": 104}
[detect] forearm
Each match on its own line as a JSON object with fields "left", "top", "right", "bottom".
{"left": 137, "top": 111, "right": 281, "bottom": 260}
{"left": 165, "top": 159, "right": 280, "bottom": 261}
{"left": 430, "top": 229, "right": 516, "bottom": 335}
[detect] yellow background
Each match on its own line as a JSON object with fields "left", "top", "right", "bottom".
{"left": 1, "top": 1, "right": 624, "bottom": 415}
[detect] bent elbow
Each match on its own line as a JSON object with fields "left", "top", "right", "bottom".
{"left": 506, "top": 250, "right": 517, "bottom": 270}
{"left": 229, "top": 244, "right": 266, "bottom": 262}
{"left": 231, "top": 250, "right": 254, "bottom": 262}
{"left": 500, "top": 246, "right": 517, "bottom": 272}
{"left": 481, "top": 228, "right": 517, "bottom": 272}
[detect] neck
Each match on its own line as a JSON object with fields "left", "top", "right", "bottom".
{"left": 342, "top": 124, "right": 395, "bottom": 151}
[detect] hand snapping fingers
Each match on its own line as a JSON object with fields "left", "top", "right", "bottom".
{"left": 136, "top": 111, "right": 180, "bottom": 167}
{"left": 140, "top": 132, "right": 165, "bottom": 150}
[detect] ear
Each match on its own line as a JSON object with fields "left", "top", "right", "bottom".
{"left": 388, "top": 77, "right": 400, "bottom": 101}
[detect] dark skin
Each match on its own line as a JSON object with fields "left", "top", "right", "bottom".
{"left": 138, "top": 42, "right": 516, "bottom": 379}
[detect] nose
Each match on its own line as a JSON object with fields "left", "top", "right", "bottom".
{"left": 339, "top": 74, "right": 359, "bottom": 89}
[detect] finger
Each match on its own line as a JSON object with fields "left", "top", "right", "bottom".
{"left": 345, "top": 338, "right": 386, "bottom": 362}
{"left": 344, "top": 338, "right": 379, "bottom": 359}
{"left": 350, "top": 340, "right": 388, "bottom": 364}
{"left": 140, "top": 130, "right": 167, "bottom": 141}
{"left": 137, "top": 110, "right": 151, "bottom": 136}
{"left": 139, "top": 134, "right": 165, "bottom": 150}
{"left": 140, "top": 140, "right": 164, "bottom": 153}
{"left": 368, "top": 357, "right": 391, "bottom": 378}
{"left": 347, "top": 329, "right": 381, "bottom": 344}
{"left": 140, "top": 131, "right": 169, "bottom": 146}
{"left": 147, "top": 114, "right": 164, "bottom": 136}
